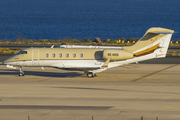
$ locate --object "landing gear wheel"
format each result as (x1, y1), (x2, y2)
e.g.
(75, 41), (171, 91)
(86, 72), (94, 78)
(94, 74), (97, 77)
(19, 72), (24, 76)
(19, 67), (25, 76)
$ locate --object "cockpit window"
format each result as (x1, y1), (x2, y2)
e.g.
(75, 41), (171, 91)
(21, 51), (27, 54)
(15, 50), (22, 55)
(15, 50), (27, 55)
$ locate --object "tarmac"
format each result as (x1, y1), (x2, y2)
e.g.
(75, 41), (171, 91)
(0, 63), (180, 120)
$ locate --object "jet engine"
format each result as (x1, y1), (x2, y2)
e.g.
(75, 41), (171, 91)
(103, 49), (134, 61)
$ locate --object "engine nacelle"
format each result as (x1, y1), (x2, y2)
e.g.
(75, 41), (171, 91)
(103, 49), (134, 61)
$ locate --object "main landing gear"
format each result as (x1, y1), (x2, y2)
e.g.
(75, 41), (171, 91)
(19, 67), (25, 76)
(86, 72), (97, 78)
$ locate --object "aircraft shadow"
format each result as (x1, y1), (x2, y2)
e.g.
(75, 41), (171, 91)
(54, 86), (180, 95)
(0, 69), (83, 77)
(0, 105), (112, 110)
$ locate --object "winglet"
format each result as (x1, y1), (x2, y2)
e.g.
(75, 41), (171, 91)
(102, 59), (110, 67)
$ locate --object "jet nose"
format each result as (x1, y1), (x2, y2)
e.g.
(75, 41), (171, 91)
(2, 57), (11, 65)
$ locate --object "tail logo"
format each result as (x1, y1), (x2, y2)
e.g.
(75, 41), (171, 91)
(134, 43), (160, 57)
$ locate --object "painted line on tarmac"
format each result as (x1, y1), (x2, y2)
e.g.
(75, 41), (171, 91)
(131, 64), (177, 82)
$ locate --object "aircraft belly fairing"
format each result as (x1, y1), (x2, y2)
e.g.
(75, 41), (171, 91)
(49, 60), (104, 69)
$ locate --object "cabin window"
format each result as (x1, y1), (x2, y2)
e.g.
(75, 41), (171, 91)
(21, 51), (27, 54)
(80, 53), (83, 58)
(46, 53), (49, 58)
(66, 54), (69, 58)
(52, 54), (55, 58)
(59, 54), (62, 58)
(73, 54), (76, 58)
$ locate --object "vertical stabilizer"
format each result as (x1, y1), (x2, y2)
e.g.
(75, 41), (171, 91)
(123, 27), (174, 58)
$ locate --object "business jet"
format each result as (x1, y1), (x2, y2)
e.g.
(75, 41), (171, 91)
(3, 27), (174, 77)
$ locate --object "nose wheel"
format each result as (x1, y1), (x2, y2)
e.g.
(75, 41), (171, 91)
(19, 67), (24, 76)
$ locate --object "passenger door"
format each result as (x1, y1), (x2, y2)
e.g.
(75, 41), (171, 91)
(32, 50), (39, 66)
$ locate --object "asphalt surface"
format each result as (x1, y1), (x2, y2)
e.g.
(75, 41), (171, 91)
(0, 54), (14, 62)
(140, 56), (180, 64)
(0, 64), (180, 120)
(0, 44), (56, 48)
(0, 105), (112, 110)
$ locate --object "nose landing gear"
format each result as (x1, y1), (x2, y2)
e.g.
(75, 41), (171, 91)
(19, 67), (24, 76)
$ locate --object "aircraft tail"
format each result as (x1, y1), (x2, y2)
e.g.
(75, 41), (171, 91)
(123, 27), (174, 58)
